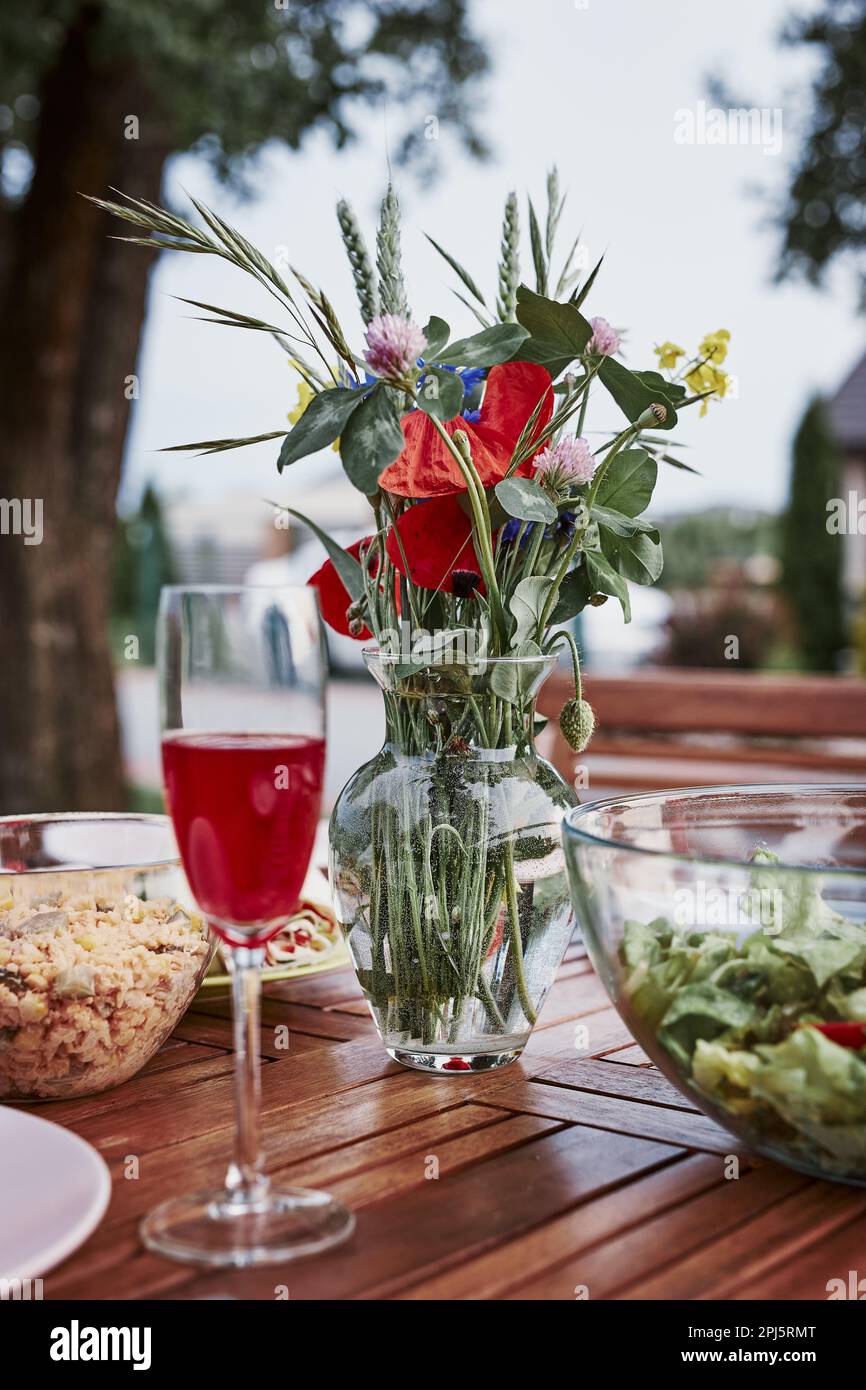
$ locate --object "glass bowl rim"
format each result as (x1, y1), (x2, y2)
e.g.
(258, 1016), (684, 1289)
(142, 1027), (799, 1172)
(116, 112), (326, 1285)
(0, 812), (180, 873)
(563, 782), (866, 879)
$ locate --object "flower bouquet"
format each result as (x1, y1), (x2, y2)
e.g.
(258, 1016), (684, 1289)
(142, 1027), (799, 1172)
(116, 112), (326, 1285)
(94, 171), (730, 1070)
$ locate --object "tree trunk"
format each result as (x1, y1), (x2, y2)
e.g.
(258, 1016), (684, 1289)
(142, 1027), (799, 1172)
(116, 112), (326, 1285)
(0, 6), (168, 812)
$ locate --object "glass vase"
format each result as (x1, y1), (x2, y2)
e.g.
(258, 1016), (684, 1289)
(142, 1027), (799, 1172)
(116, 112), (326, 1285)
(329, 650), (577, 1072)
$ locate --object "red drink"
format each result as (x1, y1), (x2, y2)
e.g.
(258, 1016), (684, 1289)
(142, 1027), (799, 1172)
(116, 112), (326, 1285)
(162, 732), (325, 944)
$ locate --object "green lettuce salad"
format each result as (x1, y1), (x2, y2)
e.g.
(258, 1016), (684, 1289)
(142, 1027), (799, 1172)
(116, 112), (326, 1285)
(620, 850), (866, 1177)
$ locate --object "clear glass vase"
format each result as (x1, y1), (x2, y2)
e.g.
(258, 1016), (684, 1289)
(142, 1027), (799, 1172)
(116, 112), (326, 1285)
(329, 651), (577, 1072)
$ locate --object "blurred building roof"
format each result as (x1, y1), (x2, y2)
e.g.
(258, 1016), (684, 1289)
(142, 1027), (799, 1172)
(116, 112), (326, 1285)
(829, 349), (866, 451)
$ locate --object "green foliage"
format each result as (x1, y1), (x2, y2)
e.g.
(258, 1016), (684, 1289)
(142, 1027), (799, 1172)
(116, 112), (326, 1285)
(277, 386), (368, 470)
(494, 476), (557, 524)
(584, 549), (631, 622)
(422, 316), (451, 357)
(496, 193), (520, 322)
(376, 185), (410, 319)
(435, 322), (528, 367)
(425, 235), (488, 311)
(0, 1), (490, 199)
(99, 167), (728, 689)
(417, 365), (464, 421)
(780, 397), (847, 671)
(597, 356), (679, 432)
(594, 448), (657, 516)
(112, 484), (176, 665)
(776, 1), (866, 296)
(657, 508), (780, 591)
(272, 506), (365, 601)
(336, 200), (379, 326)
(601, 529), (664, 586)
(339, 386), (404, 493)
(514, 286), (592, 376)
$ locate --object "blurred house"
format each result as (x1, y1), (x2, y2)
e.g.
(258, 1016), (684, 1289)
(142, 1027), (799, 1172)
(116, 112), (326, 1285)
(829, 351), (866, 601)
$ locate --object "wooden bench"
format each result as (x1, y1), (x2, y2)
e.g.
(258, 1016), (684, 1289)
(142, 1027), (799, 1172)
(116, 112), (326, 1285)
(537, 667), (866, 798)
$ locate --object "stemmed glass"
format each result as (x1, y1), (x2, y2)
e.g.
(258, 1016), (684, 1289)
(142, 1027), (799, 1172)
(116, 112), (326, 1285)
(140, 585), (354, 1267)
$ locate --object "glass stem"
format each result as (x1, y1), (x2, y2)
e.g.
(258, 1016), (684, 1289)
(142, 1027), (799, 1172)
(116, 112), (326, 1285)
(224, 943), (267, 1203)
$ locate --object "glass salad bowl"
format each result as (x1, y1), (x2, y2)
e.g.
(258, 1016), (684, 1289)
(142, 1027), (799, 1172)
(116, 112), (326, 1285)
(563, 786), (866, 1184)
(0, 814), (213, 1101)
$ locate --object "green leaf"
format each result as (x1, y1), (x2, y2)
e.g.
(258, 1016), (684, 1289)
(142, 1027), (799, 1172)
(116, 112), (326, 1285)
(598, 357), (678, 432)
(423, 315), (451, 358)
(632, 370), (687, 404)
(585, 550), (631, 621)
(595, 448), (658, 517)
(602, 529), (664, 586)
(509, 576), (554, 647)
(527, 197), (547, 295)
(592, 504), (658, 538)
(173, 296), (286, 334)
(272, 507), (364, 601)
(162, 429), (287, 456)
(277, 386), (367, 471)
(339, 386), (405, 494)
(490, 640), (545, 704)
(572, 253), (604, 309)
(450, 288), (493, 329)
(389, 629), (479, 679)
(658, 452), (700, 475)
(549, 563), (592, 623)
(515, 286), (593, 377)
(424, 234), (487, 307)
(418, 365), (465, 422)
(436, 322), (529, 368)
(494, 476), (557, 524)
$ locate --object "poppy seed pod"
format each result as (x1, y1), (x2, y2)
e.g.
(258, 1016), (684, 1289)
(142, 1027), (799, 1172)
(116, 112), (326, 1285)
(559, 698), (595, 754)
(637, 401), (668, 428)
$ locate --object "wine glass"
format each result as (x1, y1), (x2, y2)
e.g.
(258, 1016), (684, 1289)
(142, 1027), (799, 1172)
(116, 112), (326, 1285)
(140, 585), (355, 1267)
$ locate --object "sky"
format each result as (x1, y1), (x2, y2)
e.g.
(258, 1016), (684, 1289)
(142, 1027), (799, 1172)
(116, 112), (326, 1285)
(122, 0), (865, 524)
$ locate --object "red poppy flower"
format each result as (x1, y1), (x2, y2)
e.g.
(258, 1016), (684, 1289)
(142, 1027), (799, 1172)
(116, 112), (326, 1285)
(385, 496), (484, 595)
(378, 361), (554, 498)
(308, 537), (374, 638)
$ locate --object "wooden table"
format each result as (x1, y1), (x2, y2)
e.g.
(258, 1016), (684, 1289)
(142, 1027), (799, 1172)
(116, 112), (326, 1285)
(38, 933), (866, 1302)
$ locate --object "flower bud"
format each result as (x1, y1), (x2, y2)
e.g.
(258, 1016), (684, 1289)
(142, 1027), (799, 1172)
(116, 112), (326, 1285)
(636, 402), (667, 428)
(451, 430), (473, 465)
(559, 698), (595, 754)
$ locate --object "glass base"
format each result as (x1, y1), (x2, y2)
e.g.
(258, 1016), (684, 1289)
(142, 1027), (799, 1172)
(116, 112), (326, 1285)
(140, 1183), (355, 1268)
(386, 1045), (523, 1074)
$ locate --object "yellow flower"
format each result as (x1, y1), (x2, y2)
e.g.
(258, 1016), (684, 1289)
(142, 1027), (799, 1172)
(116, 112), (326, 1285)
(698, 329), (730, 366)
(288, 379), (315, 425)
(655, 340), (685, 370)
(685, 360), (729, 416)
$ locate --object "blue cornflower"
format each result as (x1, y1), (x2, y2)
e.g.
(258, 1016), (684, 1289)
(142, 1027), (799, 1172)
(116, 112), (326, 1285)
(501, 518), (536, 546)
(500, 509), (576, 547)
(415, 361), (487, 416)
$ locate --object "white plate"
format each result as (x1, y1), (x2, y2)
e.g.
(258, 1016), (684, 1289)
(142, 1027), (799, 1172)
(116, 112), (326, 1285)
(0, 1106), (111, 1280)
